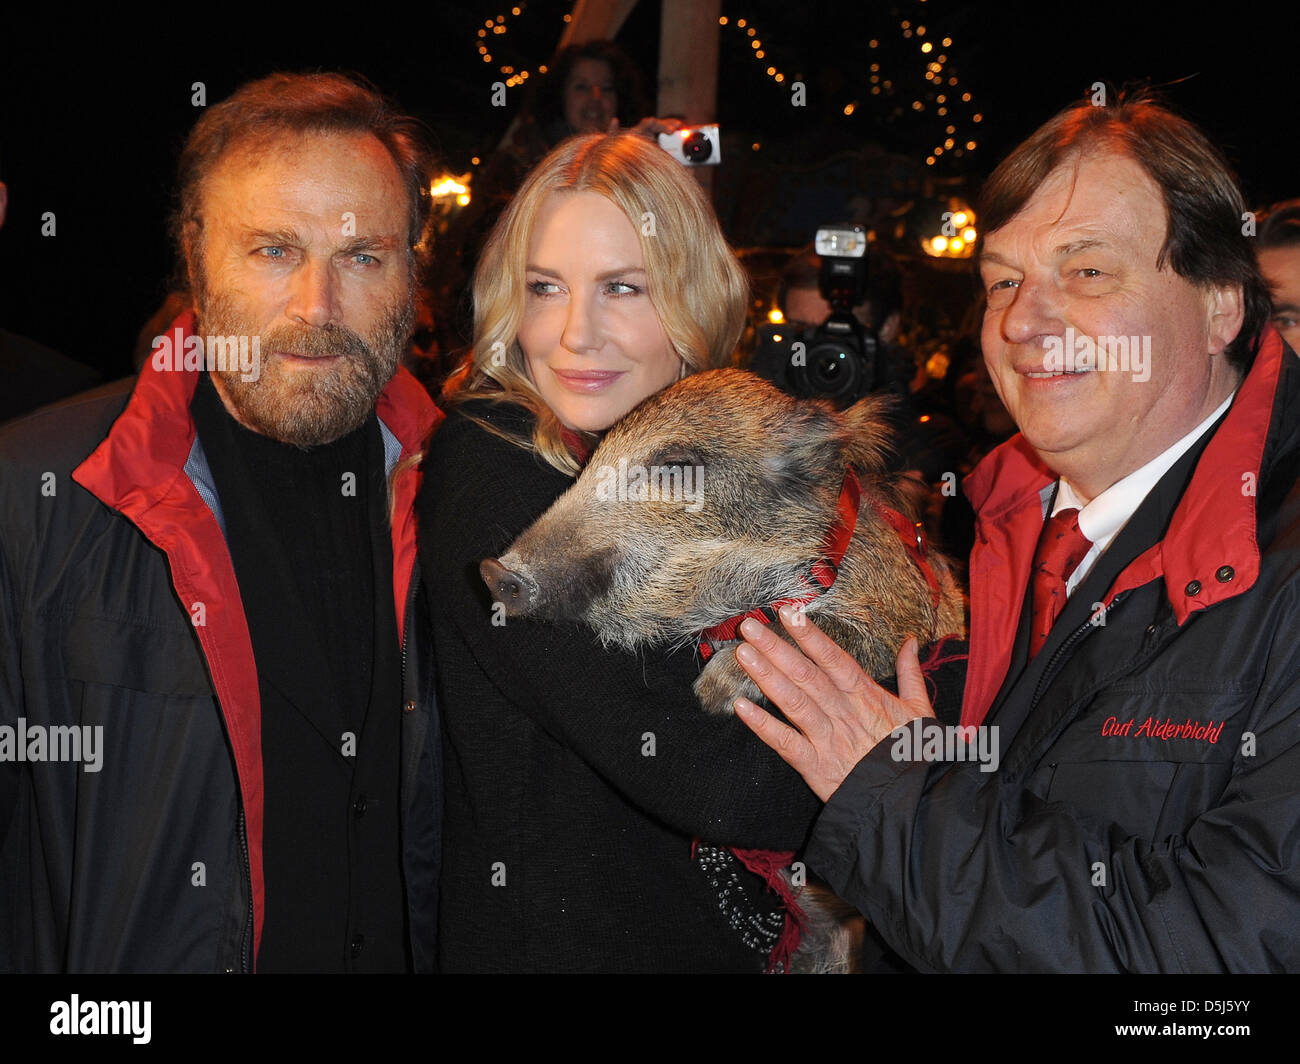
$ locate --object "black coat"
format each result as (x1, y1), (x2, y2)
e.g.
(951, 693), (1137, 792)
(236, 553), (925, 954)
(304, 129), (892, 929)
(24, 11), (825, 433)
(418, 401), (822, 972)
(808, 330), (1300, 972)
(0, 338), (442, 972)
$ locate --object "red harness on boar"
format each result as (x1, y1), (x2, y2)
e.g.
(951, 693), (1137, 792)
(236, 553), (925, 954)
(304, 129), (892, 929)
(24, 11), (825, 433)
(562, 428), (955, 972)
(690, 465), (955, 973)
(696, 466), (942, 661)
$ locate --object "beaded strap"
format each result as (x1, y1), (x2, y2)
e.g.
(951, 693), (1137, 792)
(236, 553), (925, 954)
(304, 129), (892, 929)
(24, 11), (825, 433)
(693, 844), (787, 969)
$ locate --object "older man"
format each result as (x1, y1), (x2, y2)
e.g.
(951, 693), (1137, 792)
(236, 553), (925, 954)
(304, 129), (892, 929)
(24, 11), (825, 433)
(734, 92), (1298, 972)
(0, 74), (442, 972)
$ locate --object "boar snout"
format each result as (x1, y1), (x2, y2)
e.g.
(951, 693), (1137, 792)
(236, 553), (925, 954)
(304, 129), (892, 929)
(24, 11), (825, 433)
(481, 556), (538, 616)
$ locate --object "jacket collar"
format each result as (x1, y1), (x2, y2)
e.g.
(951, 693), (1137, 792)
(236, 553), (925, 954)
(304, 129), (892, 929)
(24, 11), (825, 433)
(967, 327), (1290, 618)
(77, 310), (438, 509)
(76, 309), (440, 641)
(961, 326), (1294, 726)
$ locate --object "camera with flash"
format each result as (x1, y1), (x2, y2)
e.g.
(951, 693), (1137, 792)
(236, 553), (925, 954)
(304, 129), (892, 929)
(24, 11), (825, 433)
(657, 124), (722, 166)
(751, 225), (890, 405)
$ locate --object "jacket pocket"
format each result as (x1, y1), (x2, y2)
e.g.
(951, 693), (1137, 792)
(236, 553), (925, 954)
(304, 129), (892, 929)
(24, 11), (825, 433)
(30, 613), (235, 971)
(61, 612), (213, 696)
(1046, 759), (1178, 841)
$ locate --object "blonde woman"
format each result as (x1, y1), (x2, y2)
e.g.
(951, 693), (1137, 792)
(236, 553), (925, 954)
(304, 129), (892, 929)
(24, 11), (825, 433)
(418, 133), (821, 972)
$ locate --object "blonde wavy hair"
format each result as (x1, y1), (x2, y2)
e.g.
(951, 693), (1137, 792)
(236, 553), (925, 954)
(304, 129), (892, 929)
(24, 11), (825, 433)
(443, 132), (750, 474)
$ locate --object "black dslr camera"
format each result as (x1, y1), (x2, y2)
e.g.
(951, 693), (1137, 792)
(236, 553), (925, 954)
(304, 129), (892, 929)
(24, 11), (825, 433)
(750, 225), (890, 406)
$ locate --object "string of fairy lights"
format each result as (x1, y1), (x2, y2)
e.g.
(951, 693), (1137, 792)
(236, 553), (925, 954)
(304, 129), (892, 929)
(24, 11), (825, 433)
(717, 6), (982, 170)
(715, 5), (982, 257)
(717, 15), (786, 84)
(467, 4), (983, 172)
(898, 18), (983, 168)
(474, 2), (566, 90)
(453, 3), (984, 255)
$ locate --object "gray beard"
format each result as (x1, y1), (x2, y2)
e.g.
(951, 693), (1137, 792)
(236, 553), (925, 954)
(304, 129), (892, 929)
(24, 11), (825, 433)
(196, 287), (413, 448)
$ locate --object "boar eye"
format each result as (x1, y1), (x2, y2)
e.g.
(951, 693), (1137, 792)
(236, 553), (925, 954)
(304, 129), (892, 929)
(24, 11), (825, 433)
(651, 447), (702, 468)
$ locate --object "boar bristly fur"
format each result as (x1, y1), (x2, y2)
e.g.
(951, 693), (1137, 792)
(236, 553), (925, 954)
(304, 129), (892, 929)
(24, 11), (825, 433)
(482, 368), (968, 973)
(487, 369), (966, 717)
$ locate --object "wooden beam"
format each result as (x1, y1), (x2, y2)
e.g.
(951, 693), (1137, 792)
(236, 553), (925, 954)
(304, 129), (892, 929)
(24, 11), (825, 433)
(657, 0), (721, 193)
(558, 0), (639, 47)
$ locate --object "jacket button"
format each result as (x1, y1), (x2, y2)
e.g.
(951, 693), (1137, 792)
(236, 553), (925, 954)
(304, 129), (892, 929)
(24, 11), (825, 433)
(351, 934), (365, 956)
(353, 795), (368, 818)
(403, 699), (416, 713)
(1185, 580), (1202, 596)
(1215, 565), (1234, 583)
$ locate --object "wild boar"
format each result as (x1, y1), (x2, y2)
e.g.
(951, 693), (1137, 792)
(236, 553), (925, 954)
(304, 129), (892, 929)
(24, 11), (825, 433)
(481, 368), (967, 717)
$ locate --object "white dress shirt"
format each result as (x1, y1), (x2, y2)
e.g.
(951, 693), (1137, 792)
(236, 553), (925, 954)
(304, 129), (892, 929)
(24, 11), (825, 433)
(1052, 391), (1236, 597)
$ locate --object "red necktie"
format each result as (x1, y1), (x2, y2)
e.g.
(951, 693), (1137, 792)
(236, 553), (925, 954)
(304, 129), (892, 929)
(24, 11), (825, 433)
(1028, 507), (1092, 659)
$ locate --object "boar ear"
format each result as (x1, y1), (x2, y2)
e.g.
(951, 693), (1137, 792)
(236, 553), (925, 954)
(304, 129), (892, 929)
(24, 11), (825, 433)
(761, 401), (844, 491)
(839, 393), (899, 471)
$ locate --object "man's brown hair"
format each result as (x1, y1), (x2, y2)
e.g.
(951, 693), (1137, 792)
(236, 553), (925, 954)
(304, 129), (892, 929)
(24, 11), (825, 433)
(171, 71), (434, 285)
(1258, 199), (1300, 251)
(977, 88), (1270, 372)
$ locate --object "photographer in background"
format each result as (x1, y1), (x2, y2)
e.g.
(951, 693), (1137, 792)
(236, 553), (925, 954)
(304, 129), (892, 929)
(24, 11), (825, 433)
(756, 237), (967, 552)
(777, 243), (905, 358)
(752, 235), (915, 407)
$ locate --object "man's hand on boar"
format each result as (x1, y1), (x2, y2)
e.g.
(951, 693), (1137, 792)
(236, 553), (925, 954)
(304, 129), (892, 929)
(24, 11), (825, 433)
(733, 605), (935, 802)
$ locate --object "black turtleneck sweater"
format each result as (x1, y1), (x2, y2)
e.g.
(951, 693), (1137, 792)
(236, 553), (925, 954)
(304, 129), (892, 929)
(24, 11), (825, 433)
(191, 373), (406, 972)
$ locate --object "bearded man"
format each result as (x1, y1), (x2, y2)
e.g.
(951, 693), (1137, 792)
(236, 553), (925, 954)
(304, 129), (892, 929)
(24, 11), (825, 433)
(0, 73), (442, 973)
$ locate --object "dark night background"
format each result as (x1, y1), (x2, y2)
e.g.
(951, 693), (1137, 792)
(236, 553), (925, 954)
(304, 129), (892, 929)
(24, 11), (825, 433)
(0, 1), (1291, 380)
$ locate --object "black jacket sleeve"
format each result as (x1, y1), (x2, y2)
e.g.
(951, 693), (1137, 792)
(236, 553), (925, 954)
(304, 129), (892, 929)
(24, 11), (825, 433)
(418, 404), (822, 851)
(806, 623), (1300, 972)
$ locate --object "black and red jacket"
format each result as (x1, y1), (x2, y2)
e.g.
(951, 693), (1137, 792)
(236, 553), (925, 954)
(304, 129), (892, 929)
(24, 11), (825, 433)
(808, 327), (1300, 971)
(0, 313), (443, 971)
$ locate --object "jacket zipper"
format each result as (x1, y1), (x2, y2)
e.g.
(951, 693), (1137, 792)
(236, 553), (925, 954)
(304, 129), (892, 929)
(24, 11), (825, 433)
(401, 572), (414, 695)
(398, 563), (421, 968)
(236, 805), (252, 972)
(1032, 591), (1129, 707)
